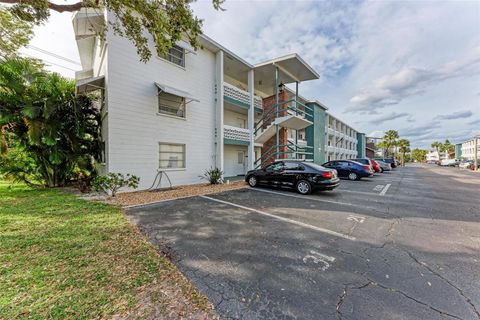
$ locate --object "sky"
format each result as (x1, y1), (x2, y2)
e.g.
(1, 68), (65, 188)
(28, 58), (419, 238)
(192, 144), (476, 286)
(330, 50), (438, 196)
(21, 0), (480, 149)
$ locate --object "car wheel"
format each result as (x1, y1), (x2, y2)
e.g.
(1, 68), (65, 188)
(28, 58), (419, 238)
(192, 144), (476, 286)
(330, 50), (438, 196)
(295, 180), (312, 195)
(348, 172), (358, 181)
(247, 175), (258, 187)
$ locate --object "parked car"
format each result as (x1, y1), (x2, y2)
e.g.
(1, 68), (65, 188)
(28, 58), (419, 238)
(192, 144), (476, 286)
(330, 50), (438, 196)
(322, 160), (373, 181)
(440, 159), (458, 167)
(245, 161), (340, 194)
(375, 158), (397, 168)
(459, 160), (474, 170)
(369, 159), (382, 173)
(353, 158), (375, 172)
(375, 159), (392, 172)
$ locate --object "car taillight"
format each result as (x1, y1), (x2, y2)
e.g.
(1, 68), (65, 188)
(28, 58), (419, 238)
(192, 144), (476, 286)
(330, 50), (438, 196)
(363, 165), (370, 171)
(322, 172), (333, 179)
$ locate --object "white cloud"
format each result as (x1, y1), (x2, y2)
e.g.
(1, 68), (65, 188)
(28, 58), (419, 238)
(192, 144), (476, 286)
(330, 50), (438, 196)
(347, 47), (480, 113)
(434, 110), (473, 120)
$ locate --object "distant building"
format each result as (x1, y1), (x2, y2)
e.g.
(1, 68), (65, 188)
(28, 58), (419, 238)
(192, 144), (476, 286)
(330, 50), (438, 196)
(460, 137), (480, 161)
(426, 150), (448, 162)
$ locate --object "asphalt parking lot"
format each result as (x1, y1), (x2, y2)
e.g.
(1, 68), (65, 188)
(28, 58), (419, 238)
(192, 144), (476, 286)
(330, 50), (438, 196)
(126, 164), (480, 320)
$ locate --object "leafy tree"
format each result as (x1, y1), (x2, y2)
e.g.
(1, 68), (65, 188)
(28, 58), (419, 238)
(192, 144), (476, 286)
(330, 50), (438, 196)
(0, 58), (101, 187)
(1, 0), (224, 62)
(382, 130), (399, 157)
(0, 8), (33, 58)
(397, 139), (410, 166)
(411, 148), (427, 163)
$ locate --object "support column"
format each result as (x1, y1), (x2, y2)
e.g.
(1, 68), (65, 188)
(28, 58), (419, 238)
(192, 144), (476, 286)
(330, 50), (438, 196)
(474, 136), (478, 170)
(275, 66), (279, 158)
(247, 69), (255, 171)
(215, 50), (224, 173)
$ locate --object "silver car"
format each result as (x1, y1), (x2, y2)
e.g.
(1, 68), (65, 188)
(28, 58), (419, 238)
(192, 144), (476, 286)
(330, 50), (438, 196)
(375, 160), (392, 171)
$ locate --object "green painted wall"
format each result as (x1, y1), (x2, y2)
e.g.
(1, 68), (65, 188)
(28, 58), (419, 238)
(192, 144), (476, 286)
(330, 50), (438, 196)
(455, 143), (462, 159)
(306, 102), (327, 164)
(357, 133), (366, 158)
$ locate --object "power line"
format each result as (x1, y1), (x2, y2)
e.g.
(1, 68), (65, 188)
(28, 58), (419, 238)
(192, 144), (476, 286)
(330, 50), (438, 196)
(26, 45), (81, 66)
(22, 53), (79, 72)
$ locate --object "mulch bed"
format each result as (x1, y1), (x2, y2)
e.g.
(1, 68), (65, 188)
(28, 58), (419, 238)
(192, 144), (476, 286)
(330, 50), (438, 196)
(107, 181), (247, 207)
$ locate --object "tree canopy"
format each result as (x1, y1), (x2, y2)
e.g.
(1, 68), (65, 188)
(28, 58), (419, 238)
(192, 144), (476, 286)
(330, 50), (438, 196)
(0, 8), (33, 58)
(1, 0), (224, 62)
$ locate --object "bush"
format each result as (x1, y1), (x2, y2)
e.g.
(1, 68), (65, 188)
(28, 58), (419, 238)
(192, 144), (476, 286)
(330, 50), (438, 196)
(91, 173), (139, 197)
(200, 167), (223, 185)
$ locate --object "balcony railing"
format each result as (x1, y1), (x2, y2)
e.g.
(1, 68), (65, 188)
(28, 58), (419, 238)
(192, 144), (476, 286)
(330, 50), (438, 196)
(224, 125), (250, 142)
(224, 82), (262, 109)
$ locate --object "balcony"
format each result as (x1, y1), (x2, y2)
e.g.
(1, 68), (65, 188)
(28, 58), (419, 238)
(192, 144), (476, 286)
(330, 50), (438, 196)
(224, 125), (250, 145)
(223, 82), (262, 110)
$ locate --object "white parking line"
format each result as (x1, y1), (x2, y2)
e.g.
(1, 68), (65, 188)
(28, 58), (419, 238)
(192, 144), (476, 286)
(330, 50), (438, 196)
(379, 184), (391, 196)
(250, 188), (359, 206)
(249, 188), (387, 213)
(200, 195), (356, 241)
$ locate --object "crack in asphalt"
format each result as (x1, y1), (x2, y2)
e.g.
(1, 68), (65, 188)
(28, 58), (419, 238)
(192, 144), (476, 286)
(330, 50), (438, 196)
(403, 249), (480, 319)
(367, 279), (465, 320)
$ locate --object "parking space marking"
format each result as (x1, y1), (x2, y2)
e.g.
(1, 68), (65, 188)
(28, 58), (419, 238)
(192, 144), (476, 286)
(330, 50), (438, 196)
(373, 185), (385, 192)
(379, 183), (391, 196)
(347, 215), (366, 223)
(250, 188), (386, 212)
(302, 250), (336, 271)
(200, 195), (356, 241)
(250, 188), (359, 206)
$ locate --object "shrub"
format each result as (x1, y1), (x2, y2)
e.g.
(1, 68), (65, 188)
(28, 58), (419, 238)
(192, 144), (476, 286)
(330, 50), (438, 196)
(200, 167), (223, 185)
(91, 173), (139, 197)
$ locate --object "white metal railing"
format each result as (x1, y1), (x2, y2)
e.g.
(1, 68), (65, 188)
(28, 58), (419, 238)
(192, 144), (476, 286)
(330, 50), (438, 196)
(224, 125), (250, 142)
(223, 82), (262, 109)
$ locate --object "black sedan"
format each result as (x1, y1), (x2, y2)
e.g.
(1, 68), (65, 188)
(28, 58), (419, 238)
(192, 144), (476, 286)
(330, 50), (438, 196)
(245, 161), (340, 194)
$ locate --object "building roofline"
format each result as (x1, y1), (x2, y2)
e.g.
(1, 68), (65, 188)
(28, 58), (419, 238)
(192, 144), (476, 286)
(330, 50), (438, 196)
(254, 53), (320, 79)
(198, 34), (254, 69)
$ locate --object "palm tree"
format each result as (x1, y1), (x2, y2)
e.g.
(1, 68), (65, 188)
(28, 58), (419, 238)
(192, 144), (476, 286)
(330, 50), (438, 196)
(382, 130), (399, 157)
(431, 141), (442, 152)
(441, 139), (454, 159)
(0, 58), (101, 186)
(397, 139), (410, 166)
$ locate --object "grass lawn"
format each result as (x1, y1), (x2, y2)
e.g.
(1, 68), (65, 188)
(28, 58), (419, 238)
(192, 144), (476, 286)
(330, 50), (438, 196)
(0, 181), (214, 319)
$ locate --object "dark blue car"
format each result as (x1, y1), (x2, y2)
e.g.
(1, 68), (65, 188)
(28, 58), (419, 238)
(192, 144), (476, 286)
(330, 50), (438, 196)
(322, 160), (373, 181)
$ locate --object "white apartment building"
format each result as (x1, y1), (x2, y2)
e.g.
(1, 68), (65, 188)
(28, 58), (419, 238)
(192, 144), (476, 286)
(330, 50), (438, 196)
(73, 9), (321, 190)
(325, 113), (359, 161)
(426, 150), (448, 162)
(460, 137), (480, 161)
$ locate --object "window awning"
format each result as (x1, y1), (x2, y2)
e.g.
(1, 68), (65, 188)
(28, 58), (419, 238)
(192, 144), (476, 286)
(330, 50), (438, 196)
(155, 82), (199, 103)
(175, 40), (197, 55)
(76, 75), (105, 94)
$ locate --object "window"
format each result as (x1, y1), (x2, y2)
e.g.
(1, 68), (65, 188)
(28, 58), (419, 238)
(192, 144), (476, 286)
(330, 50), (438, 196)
(159, 143), (185, 169)
(158, 91), (186, 118)
(284, 162), (304, 171)
(266, 162), (284, 172)
(237, 152), (244, 164)
(162, 45), (185, 67)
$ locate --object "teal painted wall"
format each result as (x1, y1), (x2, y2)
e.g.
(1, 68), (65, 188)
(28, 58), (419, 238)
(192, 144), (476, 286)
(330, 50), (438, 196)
(357, 133), (366, 158)
(306, 102), (327, 164)
(455, 143), (462, 159)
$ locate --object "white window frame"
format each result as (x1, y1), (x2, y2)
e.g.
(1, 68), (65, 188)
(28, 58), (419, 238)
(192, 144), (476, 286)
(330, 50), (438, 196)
(157, 90), (186, 119)
(161, 45), (185, 67)
(158, 143), (186, 170)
